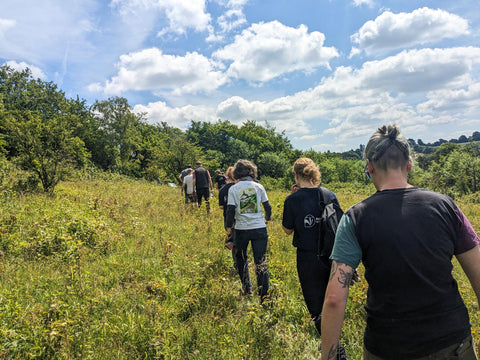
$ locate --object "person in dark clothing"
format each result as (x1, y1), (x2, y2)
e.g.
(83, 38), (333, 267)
(215, 170), (227, 190)
(219, 166), (237, 269)
(321, 124), (480, 360)
(193, 161), (213, 214)
(225, 160), (272, 304)
(282, 157), (348, 359)
(179, 164), (193, 201)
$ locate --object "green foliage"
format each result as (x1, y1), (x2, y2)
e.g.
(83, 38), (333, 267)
(0, 66), (88, 192)
(3, 64), (480, 197)
(0, 178), (477, 359)
(257, 152), (290, 178)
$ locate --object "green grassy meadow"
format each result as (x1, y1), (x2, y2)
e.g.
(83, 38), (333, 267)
(0, 179), (479, 359)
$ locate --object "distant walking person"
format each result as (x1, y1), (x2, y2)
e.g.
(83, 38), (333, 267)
(215, 170), (227, 190)
(282, 157), (348, 359)
(321, 124), (480, 360)
(193, 161), (213, 214)
(225, 160), (272, 304)
(219, 166), (237, 269)
(178, 164), (192, 200)
(182, 169), (196, 205)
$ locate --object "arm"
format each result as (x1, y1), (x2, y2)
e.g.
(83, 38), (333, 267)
(262, 201), (272, 222)
(457, 245), (480, 307)
(320, 261), (354, 360)
(456, 245), (480, 355)
(225, 205), (236, 230)
(208, 171), (213, 190)
(282, 226), (293, 235)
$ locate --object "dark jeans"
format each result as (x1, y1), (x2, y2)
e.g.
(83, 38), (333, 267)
(234, 228), (269, 299)
(196, 187), (210, 213)
(296, 250), (331, 335)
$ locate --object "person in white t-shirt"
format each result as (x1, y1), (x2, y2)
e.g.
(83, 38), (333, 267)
(225, 159), (272, 304)
(182, 169), (196, 204)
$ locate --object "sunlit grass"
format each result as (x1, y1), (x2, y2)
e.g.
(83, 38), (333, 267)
(0, 179), (478, 359)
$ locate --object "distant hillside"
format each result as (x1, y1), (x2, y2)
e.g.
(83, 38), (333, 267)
(408, 131), (480, 154)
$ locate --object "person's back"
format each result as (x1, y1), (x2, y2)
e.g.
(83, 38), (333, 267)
(183, 173), (194, 195)
(228, 179), (268, 230)
(320, 124), (480, 360)
(347, 187), (472, 358)
(195, 166), (209, 190)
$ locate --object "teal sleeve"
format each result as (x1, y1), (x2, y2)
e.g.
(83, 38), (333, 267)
(330, 214), (362, 269)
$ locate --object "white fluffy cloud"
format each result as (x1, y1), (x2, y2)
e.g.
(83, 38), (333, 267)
(94, 48), (228, 95)
(111, 0), (212, 36)
(356, 47), (480, 93)
(133, 101), (216, 129)
(213, 21), (339, 82)
(144, 46), (480, 149)
(417, 83), (480, 114)
(352, 0), (374, 7)
(351, 7), (469, 54)
(3, 60), (45, 79)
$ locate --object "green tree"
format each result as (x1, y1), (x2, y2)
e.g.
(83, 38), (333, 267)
(256, 152), (289, 178)
(0, 66), (87, 192)
(90, 97), (142, 174)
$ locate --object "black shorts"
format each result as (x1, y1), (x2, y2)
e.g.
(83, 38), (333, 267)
(196, 188), (210, 204)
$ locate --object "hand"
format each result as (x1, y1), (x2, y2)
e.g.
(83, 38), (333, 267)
(226, 228), (232, 235)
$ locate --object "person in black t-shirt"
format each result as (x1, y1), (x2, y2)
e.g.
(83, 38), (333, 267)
(193, 161), (213, 214)
(215, 170), (227, 190)
(321, 125), (480, 360)
(219, 166), (237, 270)
(282, 157), (348, 359)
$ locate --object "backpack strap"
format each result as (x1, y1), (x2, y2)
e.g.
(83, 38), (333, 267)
(317, 187), (331, 258)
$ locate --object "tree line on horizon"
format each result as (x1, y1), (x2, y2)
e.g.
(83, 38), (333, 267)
(1, 64), (480, 198)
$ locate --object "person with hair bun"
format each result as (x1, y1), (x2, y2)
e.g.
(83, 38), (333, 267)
(321, 124), (480, 360)
(225, 160), (272, 304)
(282, 157), (348, 359)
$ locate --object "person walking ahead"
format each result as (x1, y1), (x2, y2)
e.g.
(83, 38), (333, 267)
(321, 124), (480, 360)
(282, 157), (348, 359)
(193, 161), (213, 214)
(225, 159), (272, 304)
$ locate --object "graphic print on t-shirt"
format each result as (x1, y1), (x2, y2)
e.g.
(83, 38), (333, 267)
(239, 188), (258, 213)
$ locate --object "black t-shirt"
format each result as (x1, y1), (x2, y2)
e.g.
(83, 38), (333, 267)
(345, 187), (472, 358)
(219, 182), (235, 221)
(194, 167), (210, 189)
(215, 174), (226, 188)
(180, 168), (192, 181)
(282, 187), (340, 251)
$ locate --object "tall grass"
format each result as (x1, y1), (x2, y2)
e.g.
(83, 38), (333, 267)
(0, 179), (478, 359)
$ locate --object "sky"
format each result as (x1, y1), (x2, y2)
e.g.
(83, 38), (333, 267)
(1, 0), (480, 152)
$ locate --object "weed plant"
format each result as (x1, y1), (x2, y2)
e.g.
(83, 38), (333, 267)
(0, 179), (479, 359)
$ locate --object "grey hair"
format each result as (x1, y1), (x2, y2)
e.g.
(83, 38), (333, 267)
(364, 124), (410, 170)
(233, 159), (258, 179)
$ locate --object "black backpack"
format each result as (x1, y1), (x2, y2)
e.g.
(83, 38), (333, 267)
(317, 187), (343, 259)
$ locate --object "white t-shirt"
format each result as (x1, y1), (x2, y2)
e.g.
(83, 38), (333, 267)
(227, 180), (268, 230)
(183, 174), (194, 194)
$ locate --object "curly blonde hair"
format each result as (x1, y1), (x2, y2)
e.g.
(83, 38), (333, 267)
(292, 158), (321, 185)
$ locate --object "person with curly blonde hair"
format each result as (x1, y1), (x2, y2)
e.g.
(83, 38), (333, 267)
(282, 157), (348, 359)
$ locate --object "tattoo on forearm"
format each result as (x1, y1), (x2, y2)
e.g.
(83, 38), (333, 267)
(328, 262), (338, 281)
(327, 344), (337, 360)
(329, 262), (354, 288)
